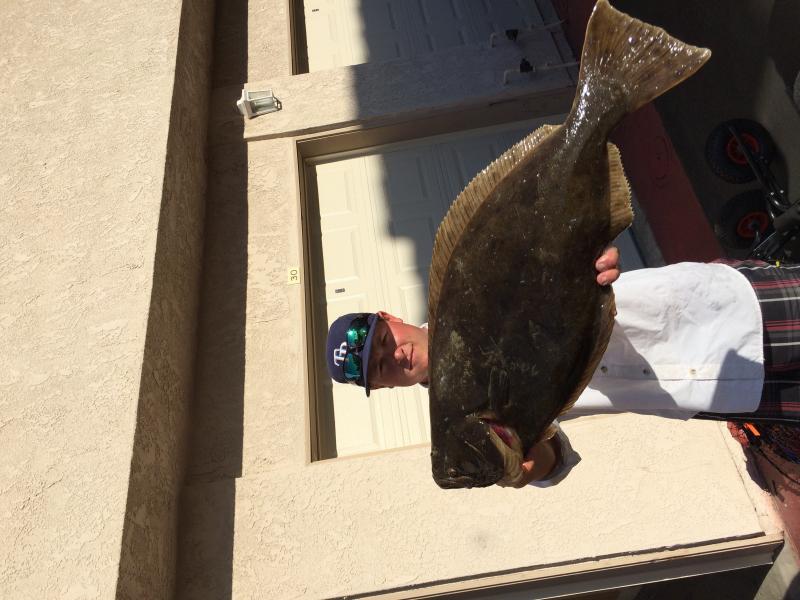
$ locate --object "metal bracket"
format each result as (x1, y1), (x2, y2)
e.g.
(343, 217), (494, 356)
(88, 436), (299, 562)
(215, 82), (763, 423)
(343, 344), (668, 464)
(489, 21), (565, 48)
(237, 89), (282, 119)
(503, 60), (579, 84)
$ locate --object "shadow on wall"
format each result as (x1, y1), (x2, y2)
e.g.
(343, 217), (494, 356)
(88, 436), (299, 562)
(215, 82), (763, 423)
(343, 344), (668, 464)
(173, 0), (249, 598)
(114, 0), (215, 598)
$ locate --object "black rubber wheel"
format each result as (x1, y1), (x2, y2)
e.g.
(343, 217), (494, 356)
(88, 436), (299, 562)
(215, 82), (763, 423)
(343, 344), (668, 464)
(705, 119), (775, 184)
(715, 190), (773, 249)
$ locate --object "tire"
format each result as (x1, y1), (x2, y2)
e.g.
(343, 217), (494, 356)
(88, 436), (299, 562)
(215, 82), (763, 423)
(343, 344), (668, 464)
(714, 191), (772, 249)
(705, 119), (775, 183)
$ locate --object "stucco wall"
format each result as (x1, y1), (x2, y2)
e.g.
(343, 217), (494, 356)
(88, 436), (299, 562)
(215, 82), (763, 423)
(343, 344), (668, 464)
(115, 1), (214, 598)
(2, 0), (781, 596)
(1, 0), (212, 597)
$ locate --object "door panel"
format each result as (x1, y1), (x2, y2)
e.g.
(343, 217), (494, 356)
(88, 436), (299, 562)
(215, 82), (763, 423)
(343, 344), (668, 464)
(304, 0), (415, 71)
(304, 0), (556, 70)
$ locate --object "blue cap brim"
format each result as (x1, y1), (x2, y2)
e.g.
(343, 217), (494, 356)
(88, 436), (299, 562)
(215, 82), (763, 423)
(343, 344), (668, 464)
(360, 313), (380, 397)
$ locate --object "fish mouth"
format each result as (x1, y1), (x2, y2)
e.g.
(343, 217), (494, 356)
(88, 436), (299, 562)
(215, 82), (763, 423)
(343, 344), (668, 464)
(487, 421), (517, 450)
(432, 415), (524, 489)
(478, 413), (522, 451)
(479, 414), (528, 486)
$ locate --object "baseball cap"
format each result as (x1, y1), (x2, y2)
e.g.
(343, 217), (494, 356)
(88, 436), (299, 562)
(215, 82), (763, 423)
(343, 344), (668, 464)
(325, 312), (380, 396)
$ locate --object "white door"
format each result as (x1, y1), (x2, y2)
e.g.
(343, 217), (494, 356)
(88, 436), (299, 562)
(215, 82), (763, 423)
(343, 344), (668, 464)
(303, 0), (555, 71)
(312, 118), (645, 457)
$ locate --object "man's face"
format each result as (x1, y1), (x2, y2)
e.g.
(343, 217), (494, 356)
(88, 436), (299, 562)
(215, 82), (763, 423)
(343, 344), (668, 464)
(367, 311), (429, 389)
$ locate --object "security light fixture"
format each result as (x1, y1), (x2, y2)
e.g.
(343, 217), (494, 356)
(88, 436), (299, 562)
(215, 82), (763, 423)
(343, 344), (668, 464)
(237, 89), (281, 118)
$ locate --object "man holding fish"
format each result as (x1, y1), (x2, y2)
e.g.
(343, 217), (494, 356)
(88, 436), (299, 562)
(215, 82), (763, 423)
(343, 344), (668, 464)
(327, 0), (799, 488)
(326, 249), (800, 487)
(326, 247), (621, 486)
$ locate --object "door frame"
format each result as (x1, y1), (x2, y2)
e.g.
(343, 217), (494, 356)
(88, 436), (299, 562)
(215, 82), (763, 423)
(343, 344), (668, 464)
(296, 90), (575, 462)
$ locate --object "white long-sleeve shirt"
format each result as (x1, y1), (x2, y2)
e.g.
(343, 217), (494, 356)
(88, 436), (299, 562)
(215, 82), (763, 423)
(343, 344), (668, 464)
(571, 262), (764, 418)
(536, 262), (764, 486)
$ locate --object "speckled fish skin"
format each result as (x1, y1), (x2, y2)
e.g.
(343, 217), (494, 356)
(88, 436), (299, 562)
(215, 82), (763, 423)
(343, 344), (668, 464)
(428, 0), (711, 489)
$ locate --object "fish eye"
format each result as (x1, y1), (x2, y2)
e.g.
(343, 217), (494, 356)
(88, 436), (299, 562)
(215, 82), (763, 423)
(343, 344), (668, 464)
(447, 467), (458, 478)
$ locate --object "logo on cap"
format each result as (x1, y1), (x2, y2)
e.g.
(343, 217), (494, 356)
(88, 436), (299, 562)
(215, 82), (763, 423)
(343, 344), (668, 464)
(333, 341), (348, 367)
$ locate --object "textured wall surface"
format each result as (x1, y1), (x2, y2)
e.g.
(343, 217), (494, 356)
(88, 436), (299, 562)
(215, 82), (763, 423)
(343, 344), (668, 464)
(228, 417), (767, 599)
(115, 1), (214, 599)
(242, 41), (573, 140)
(0, 0), (211, 597)
(176, 1), (296, 594)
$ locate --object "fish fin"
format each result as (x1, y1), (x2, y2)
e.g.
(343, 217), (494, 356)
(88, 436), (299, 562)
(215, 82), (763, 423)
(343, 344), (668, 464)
(530, 422), (560, 449)
(607, 142), (633, 238)
(573, 0), (710, 132)
(558, 293), (617, 417)
(540, 423), (559, 442)
(428, 123), (560, 330)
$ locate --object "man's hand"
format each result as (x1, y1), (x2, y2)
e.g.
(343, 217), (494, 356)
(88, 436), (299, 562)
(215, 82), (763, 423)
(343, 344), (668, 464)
(595, 246), (620, 286)
(517, 437), (560, 486)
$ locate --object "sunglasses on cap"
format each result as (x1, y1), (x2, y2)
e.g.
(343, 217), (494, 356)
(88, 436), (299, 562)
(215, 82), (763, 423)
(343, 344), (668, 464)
(342, 315), (371, 383)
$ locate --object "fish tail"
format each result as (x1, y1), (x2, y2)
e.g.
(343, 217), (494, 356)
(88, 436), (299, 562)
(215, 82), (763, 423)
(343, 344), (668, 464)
(569, 0), (711, 135)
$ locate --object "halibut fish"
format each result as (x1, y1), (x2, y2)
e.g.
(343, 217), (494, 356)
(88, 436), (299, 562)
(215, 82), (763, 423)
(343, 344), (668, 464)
(428, 0), (710, 488)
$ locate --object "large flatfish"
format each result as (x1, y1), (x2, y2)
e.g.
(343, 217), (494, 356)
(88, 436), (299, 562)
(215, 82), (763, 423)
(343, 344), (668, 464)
(428, 0), (710, 488)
